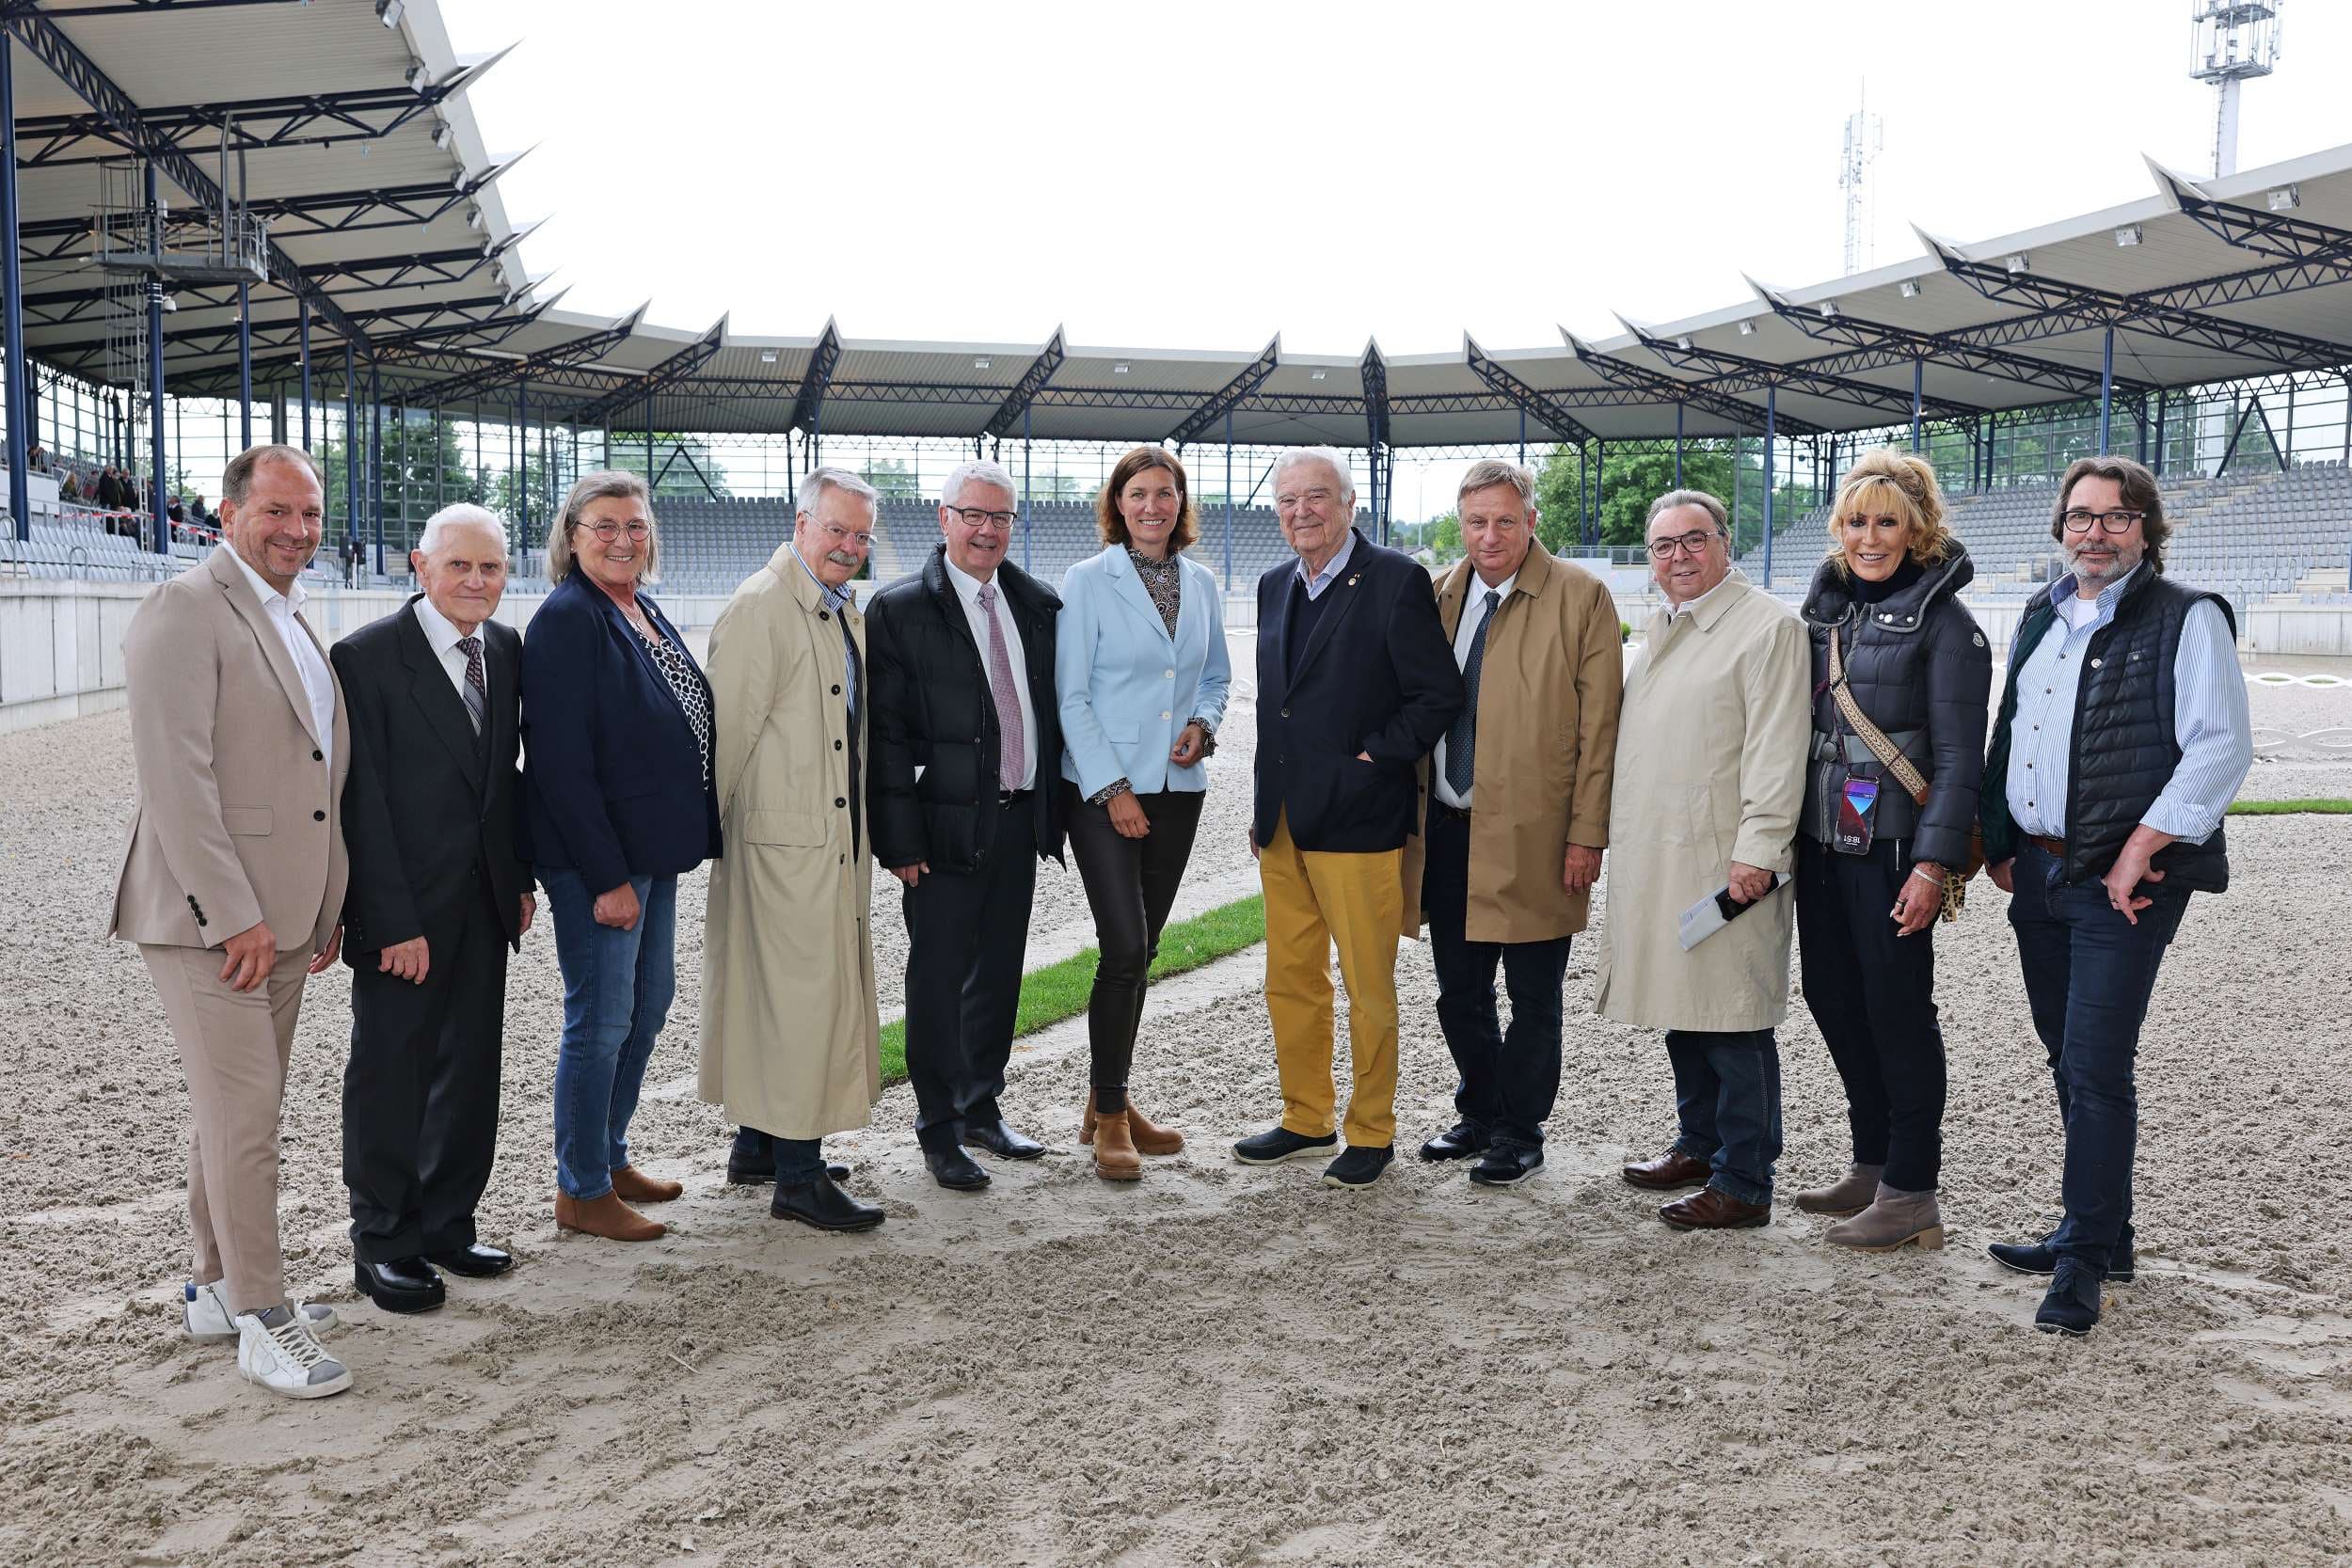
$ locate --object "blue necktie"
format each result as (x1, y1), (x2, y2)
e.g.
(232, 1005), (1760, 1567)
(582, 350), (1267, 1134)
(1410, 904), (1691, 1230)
(1443, 590), (1500, 798)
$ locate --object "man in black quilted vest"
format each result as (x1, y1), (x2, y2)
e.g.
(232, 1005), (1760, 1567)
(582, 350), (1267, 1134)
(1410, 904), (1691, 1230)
(1979, 454), (2251, 1338)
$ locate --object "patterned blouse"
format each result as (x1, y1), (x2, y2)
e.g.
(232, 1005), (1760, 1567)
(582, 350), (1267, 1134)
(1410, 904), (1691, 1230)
(1088, 547), (1215, 806)
(638, 624), (712, 785)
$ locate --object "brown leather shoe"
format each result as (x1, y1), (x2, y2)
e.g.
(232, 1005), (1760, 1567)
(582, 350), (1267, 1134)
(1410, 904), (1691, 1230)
(1622, 1148), (1714, 1191)
(1659, 1186), (1771, 1231)
(1081, 1095), (1185, 1157)
(1090, 1092), (1142, 1181)
(555, 1189), (665, 1242)
(611, 1165), (683, 1204)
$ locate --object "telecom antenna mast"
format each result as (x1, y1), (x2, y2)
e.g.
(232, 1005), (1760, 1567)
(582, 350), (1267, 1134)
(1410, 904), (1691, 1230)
(2189, 2), (2282, 179)
(1839, 85), (1883, 276)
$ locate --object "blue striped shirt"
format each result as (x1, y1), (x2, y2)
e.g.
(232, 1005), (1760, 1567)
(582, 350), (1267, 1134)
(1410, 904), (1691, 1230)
(793, 547), (859, 721)
(2005, 566), (2251, 844)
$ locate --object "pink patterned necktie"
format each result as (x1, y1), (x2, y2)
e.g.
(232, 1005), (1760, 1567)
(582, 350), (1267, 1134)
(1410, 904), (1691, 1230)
(978, 582), (1025, 791)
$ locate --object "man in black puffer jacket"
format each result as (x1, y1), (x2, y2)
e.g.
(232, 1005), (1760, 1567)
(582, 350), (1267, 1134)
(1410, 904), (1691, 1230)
(866, 459), (1066, 1191)
(1979, 454), (2251, 1338)
(1789, 450), (1991, 1260)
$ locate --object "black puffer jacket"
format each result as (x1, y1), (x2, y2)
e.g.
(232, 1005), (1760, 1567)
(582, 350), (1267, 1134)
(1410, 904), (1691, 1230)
(866, 546), (1066, 875)
(1799, 546), (1993, 870)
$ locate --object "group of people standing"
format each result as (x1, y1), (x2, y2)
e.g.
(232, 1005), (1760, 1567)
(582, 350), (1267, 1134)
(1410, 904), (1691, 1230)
(108, 433), (2251, 1402)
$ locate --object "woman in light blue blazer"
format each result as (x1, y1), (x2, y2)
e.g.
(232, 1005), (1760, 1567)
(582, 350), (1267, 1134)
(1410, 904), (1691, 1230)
(1057, 444), (1231, 1180)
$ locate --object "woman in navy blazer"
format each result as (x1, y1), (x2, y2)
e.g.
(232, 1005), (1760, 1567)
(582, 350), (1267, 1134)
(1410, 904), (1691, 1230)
(1056, 446), (1232, 1180)
(521, 471), (721, 1243)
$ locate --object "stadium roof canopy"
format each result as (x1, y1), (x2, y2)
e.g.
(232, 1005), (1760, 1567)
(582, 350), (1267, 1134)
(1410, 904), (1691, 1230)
(10, 1), (2352, 452)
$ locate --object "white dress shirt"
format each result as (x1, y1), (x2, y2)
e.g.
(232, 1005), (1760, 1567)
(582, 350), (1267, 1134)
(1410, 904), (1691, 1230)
(412, 594), (488, 720)
(226, 546), (336, 771)
(1663, 571), (1734, 621)
(943, 555), (1038, 790)
(1433, 570), (1517, 809)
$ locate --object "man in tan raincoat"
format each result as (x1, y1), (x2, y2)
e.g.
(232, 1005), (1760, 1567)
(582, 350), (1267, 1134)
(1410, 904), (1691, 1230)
(1597, 488), (1808, 1232)
(701, 467), (886, 1232)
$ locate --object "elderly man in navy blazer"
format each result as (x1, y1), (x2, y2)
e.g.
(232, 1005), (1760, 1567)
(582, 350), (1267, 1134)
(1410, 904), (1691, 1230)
(1236, 447), (1464, 1189)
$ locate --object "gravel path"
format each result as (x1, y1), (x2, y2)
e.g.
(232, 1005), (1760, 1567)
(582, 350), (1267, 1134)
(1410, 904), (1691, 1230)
(2, 659), (2348, 1567)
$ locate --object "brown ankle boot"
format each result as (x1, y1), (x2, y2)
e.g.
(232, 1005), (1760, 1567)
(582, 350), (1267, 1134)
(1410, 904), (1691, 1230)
(1090, 1092), (1142, 1181)
(611, 1165), (683, 1204)
(556, 1189), (665, 1242)
(1082, 1095), (1185, 1157)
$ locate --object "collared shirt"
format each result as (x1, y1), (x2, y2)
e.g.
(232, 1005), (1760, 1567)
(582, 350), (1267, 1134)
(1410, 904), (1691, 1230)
(1662, 570), (1734, 622)
(1433, 570), (1517, 810)
(1292, 528), (1358, 602)
(943, 555), (1037, 790)
(2006, 566), (2252, 843)
(411, 593), (487, 718)
(792, 547), (859, 721)
(226, 546), (336, 771)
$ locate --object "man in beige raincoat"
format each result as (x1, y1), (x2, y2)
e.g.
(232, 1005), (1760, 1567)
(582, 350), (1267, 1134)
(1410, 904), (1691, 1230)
(701, 467), (886, 1232)
(1597, 488), (1808, 1232)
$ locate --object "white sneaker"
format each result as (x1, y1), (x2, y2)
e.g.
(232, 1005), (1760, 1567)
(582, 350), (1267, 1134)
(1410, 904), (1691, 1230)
(183, 1281), (338, 1343)
(234, 1307), (354, 1399)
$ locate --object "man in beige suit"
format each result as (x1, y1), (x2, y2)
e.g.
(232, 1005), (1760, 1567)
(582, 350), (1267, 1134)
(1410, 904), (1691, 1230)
(701, 467), (885, 1232)
(1598, 488), (1808, 1232)
(111, 443), (356, 1399)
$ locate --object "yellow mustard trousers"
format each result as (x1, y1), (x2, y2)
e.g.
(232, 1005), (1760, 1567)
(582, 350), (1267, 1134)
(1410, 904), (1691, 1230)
(1258, 811), (1403, 1148)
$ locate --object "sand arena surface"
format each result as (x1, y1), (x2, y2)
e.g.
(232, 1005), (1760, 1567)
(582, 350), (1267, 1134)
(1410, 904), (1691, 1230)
(2, 657), (2350, 1566)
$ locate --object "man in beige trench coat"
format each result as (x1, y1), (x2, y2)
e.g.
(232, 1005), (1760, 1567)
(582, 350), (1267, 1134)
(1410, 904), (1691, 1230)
(1597, 489), (1809, 1231)
(701, 467), (886, 1232)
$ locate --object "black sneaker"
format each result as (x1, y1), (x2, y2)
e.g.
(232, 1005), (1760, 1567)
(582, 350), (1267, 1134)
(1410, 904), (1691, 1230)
(1468, 1143), (1545, 1187)
(1232, 1126), (1339, 1164)
(1321, 1144), (1394, 1189)
(1416, 1121), (1489, 1162)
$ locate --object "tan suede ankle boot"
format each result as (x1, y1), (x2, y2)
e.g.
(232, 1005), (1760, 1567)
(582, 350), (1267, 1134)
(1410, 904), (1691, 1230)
(1081, 1095), (1185, 1156)
(1793, 1163), (1883, 1217)
(1824, 1183), (1945, 1251)
(1091, 1092), (1142, 1181)
(556, 1189), (665, 1242)
(611, 1165), (682, 1204)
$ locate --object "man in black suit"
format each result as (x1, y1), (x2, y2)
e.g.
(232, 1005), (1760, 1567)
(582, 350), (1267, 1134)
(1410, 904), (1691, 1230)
(867, 459), (1065, 1192)
(332, 503), (532, 1313)
(1235, 447), (1464, 1189)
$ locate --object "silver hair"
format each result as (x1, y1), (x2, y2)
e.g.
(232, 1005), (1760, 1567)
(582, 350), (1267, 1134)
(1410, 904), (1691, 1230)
(940, 457), (1019, 509)
(796, 466), (882, 522)
(1270, 446), (1356, 504)
(1645, 488), (1731, 536)
(1457, 458), (1535, 509)
(416, 501), (509, 558)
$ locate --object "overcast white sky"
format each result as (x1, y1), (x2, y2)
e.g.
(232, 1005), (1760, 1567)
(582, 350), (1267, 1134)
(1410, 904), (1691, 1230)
(441, 0), (2352, 360)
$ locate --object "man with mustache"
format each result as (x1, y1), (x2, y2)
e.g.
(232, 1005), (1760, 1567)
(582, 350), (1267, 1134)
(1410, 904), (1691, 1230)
(703, 468), (888, 1229)
(1979, 454), (2251, 1337)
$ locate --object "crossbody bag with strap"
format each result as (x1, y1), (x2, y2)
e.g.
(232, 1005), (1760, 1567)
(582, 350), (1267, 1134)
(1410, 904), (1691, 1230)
(1827, 625), (1984, 921)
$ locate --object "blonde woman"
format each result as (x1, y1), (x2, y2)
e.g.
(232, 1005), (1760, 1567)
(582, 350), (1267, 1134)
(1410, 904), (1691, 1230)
(1790, 449), (1990, 1250)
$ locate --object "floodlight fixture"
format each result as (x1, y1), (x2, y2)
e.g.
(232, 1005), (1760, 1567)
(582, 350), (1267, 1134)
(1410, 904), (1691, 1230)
(1113, 361), (1130, 373)
(409, 64), (431, 94)
(1310, 369), (1327, 381)
(759, 350), (778, 364)
(973, 356), (991, 370)
(433, 120), (453, 151)
(465, 206), (485, 231)
(2003, 252), (2031, 274)
(2268, 183), (2300, 211)
(1737, 320), (1756, 336)
(1674, 335), (1692, 350)
(1818, 299), (1840, 319)
(2115, 225), (2142, 246)
(1899, 279), (1921, 298)
(377, 0), (405, 27)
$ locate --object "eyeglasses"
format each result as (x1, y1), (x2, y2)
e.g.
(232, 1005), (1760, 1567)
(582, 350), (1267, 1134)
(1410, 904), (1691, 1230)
(946, 505), (1018, 531)
(816, 521), (874, 549)
(2059, 508), (2144, 534)
(1275, 486), (1336, 511)
(580, 518), (650, 542)
(1647, 528), (1723, 561)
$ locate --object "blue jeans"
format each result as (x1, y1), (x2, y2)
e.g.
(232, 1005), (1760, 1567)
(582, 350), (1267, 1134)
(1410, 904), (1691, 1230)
(1665, 1029), (1783, 1206)
(2007, 840), (2190, 1272)
(542, 868), (678, 1200)
(730, 1127), (826, 1183)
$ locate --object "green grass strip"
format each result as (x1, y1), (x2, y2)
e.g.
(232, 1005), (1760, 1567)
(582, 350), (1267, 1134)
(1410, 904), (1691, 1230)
(2228, 798), (2352, 816)
(878, 893), (1266, 1086)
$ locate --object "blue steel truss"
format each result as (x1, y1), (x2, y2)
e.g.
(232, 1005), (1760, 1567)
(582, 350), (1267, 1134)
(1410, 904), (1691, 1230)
(416, 304), (644, 407)
(1747, 286), (2150, 404)
(983, 327), (1064, 440)
(1563, 329), (1830, 437)
(788, 318), (841, 436)
(1464, 336), (1597, 445)
(1360, 340), (1389, 451)
(1625, 320), (1985, 421)
(1168, 335), (1279, 447)
(574, 315), (725, 425)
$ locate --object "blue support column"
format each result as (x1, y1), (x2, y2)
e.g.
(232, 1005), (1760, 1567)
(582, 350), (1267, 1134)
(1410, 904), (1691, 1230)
(1222, 409), (1233, 594)
(516, 376), (531, 550)
(1021, 403), (1032, 576)
(2153, 388), (2168, 476)
(369, 357), (383, 573)
(145, 161), (167, 550)
(1911, 357), (1924, 451)
(644, 388), (654, 487)
(342, 343), (359, 562)
(0, 38), (28, 542)
(1761, 386), (1777, 589)
(2097, 324), (2115, 455)
(297, 304), (312, 449)
(236, 279), (253, 450)
(1368, 443), (1381, 546)
(1674, 402), (1684, 489)
(1518, 406), (1526, 468)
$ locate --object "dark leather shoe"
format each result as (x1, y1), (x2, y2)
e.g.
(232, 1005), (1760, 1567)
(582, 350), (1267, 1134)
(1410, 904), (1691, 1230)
(1232, 1125), (1339, 1164)
(1417, 1121), (1489, 1162)
(2035, 1259), (2105, 1337)
(771, 1175), (885, 1232)
(1988, 1226), (2137, 1284)
(1469, 1143), (1545, 1187)
(924, 1145), (992, 1191)
(962, 1120), (1046, 1160)
(1623, 1148), (1714, 1191)
(1659, 1186), (1771, 1230)
(424, 1243), (512, 1278)
(355, 1256), (446, 1314)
